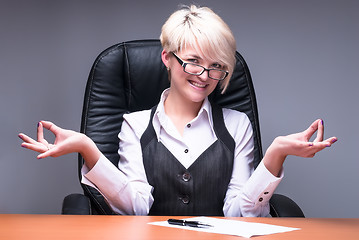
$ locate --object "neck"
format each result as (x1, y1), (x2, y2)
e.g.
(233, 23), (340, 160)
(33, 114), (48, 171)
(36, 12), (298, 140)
(164, 91), (203, 119)
(164, 91), (204, 135)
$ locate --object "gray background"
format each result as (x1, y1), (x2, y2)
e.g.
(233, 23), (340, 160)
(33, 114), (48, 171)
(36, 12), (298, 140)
(1, 0), (358, 217)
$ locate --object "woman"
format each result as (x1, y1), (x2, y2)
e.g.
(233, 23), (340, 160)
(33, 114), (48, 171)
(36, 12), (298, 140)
(19, 5), (337, 217)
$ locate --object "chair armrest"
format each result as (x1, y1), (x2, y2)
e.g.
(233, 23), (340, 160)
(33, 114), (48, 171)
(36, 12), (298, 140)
(62, 193), (91, 215)
(269, 193), (305, 217)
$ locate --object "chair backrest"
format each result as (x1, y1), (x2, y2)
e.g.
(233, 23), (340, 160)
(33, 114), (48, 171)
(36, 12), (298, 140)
(79, 39), (263, 214)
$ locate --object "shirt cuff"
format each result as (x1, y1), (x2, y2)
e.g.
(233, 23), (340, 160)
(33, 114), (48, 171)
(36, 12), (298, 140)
(81, 154), (128, 199)
(242, 161), (283, 205)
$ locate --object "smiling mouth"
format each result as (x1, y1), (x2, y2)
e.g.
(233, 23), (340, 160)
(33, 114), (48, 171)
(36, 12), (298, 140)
(189, 80), (207, 88)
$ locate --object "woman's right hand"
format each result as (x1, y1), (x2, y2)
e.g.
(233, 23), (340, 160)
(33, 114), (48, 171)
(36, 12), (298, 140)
(19, 121), (100, 169)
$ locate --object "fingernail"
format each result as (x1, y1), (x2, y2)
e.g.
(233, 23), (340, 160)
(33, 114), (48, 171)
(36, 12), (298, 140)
(332, 138), (337, 143)
(18, 134), (23, 140)
(309, 143), (313, 147)
(21, 144), (27, 148)
(321, 119), (324, 125)
(37, 122), (40, 127)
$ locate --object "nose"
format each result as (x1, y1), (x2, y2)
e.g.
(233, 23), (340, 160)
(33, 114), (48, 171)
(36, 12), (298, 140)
(197, 69), (210, 81)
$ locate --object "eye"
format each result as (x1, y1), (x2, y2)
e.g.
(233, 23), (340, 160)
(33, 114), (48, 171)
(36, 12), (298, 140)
(187, 58), (199, 64)
(211, 63), (223, 69)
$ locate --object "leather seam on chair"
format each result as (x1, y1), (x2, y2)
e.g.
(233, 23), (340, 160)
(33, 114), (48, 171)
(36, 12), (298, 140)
(85, 46), (120, 120)
(80, 43), (127, 214)
(83, 184), (108, 214)
(87, 195), (92, 215)
(83, 43), (125, 133)
(269, 202), (279, 217)
(123, 43), (132, 110)
(235, 53), (263, 162)
(78, 43), (125, 178)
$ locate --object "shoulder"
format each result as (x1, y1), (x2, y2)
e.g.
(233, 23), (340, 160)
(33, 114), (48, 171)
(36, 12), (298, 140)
(123, 109), (152, 121)
(221, 108), (253, 138)
(121, 109), (152, 138)
(222, 108), (251, 126)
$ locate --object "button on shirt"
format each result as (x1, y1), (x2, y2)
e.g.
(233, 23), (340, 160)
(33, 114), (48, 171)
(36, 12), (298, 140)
(81, 89), (283, 217)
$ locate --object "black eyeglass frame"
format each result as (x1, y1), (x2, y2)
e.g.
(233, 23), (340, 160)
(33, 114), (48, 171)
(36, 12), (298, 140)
(171, 52), (229, 81)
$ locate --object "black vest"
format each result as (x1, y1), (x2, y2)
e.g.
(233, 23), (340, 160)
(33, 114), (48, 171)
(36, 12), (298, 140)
(140, 104), (235, 216)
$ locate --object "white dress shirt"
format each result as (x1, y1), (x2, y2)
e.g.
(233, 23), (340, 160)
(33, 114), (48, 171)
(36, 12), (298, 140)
(82, 89), (283, 217)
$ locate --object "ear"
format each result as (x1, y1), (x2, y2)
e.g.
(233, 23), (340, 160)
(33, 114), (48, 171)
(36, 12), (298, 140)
(161, 49), (171, 68)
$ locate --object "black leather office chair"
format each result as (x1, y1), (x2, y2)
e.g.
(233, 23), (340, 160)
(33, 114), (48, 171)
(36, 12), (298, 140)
(62, 39), (304, 217)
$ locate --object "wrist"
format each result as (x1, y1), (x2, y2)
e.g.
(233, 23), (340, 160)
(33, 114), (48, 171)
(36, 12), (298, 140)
(263, 137), (287, 177)
(78, 134), (101, 169)
(267, 137), (288, 160)
(77, 134), (93, 154)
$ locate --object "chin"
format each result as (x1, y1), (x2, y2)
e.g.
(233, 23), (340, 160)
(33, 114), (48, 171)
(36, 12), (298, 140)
(187, 93), (208, 103)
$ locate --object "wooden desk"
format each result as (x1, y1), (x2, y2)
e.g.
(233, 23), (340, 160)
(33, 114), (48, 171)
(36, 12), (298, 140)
(1, 214), (358, 239)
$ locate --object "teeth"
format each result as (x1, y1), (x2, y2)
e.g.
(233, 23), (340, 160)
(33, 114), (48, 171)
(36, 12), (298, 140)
(190, 81), (206, 88)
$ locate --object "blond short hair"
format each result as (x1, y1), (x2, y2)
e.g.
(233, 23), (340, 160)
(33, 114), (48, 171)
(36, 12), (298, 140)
(160, 5), (236, 93)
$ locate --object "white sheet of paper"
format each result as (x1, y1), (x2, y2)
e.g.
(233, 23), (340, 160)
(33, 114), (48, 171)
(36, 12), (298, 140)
(149, 217), (300, 238)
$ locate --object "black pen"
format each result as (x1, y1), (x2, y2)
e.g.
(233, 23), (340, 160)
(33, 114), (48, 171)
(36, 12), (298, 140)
(167, 219), (213, 228)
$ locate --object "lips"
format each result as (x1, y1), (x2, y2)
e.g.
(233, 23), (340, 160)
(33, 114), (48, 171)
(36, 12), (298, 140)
(189, 80), (207, 88)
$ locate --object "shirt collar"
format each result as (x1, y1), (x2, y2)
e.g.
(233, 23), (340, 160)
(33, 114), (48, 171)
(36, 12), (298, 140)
(152, 88), (215, 141)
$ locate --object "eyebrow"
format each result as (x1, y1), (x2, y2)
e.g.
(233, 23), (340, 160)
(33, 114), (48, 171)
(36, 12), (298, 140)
(181, 53), (223, 67)
(182, 53), (202, 59)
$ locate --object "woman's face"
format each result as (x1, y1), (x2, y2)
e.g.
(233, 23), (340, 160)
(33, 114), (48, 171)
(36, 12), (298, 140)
(162, 47), (221, 104)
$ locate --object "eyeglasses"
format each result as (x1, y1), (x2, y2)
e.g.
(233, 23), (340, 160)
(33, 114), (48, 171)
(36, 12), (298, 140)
(171, 52), (228, 81)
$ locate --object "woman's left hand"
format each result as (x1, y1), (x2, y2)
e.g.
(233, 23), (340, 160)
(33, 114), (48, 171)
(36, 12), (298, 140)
(263, 119), (337, 176)
(273, 119), (337, 158)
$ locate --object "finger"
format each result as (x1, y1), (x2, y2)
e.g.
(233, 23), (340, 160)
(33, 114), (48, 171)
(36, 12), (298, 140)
(323, 137), (338, 147)
(37, 146), (59, 159)
(21, 142), (48, 153)
(308, 137), (337, 154)
(40, 121), (61, 134)
(18, 133), (38, 145)
(37, 122), (46, 144)
(306, 143), (327, 157)
(303, 119), (320, 141)
(291, 141), (319, 158)
(313, 119), (324, 143)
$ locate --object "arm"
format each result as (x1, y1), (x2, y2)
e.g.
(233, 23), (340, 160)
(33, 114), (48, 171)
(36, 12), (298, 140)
(224, 112), (337, 217)
(223, 110), (279, 217)
(81, 112), (154, 215)
(19, 118), (153, 215)
(19, 121), (100, 169)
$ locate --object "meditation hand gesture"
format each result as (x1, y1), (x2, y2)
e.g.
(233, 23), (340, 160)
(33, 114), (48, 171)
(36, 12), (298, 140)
(19, 121), (100, 168)
(263, 119), (337, 176)
(273, 119), (337, 157)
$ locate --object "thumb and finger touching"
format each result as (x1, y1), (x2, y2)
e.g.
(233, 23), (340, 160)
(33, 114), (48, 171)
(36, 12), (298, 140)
(20, 121), (62, 159)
